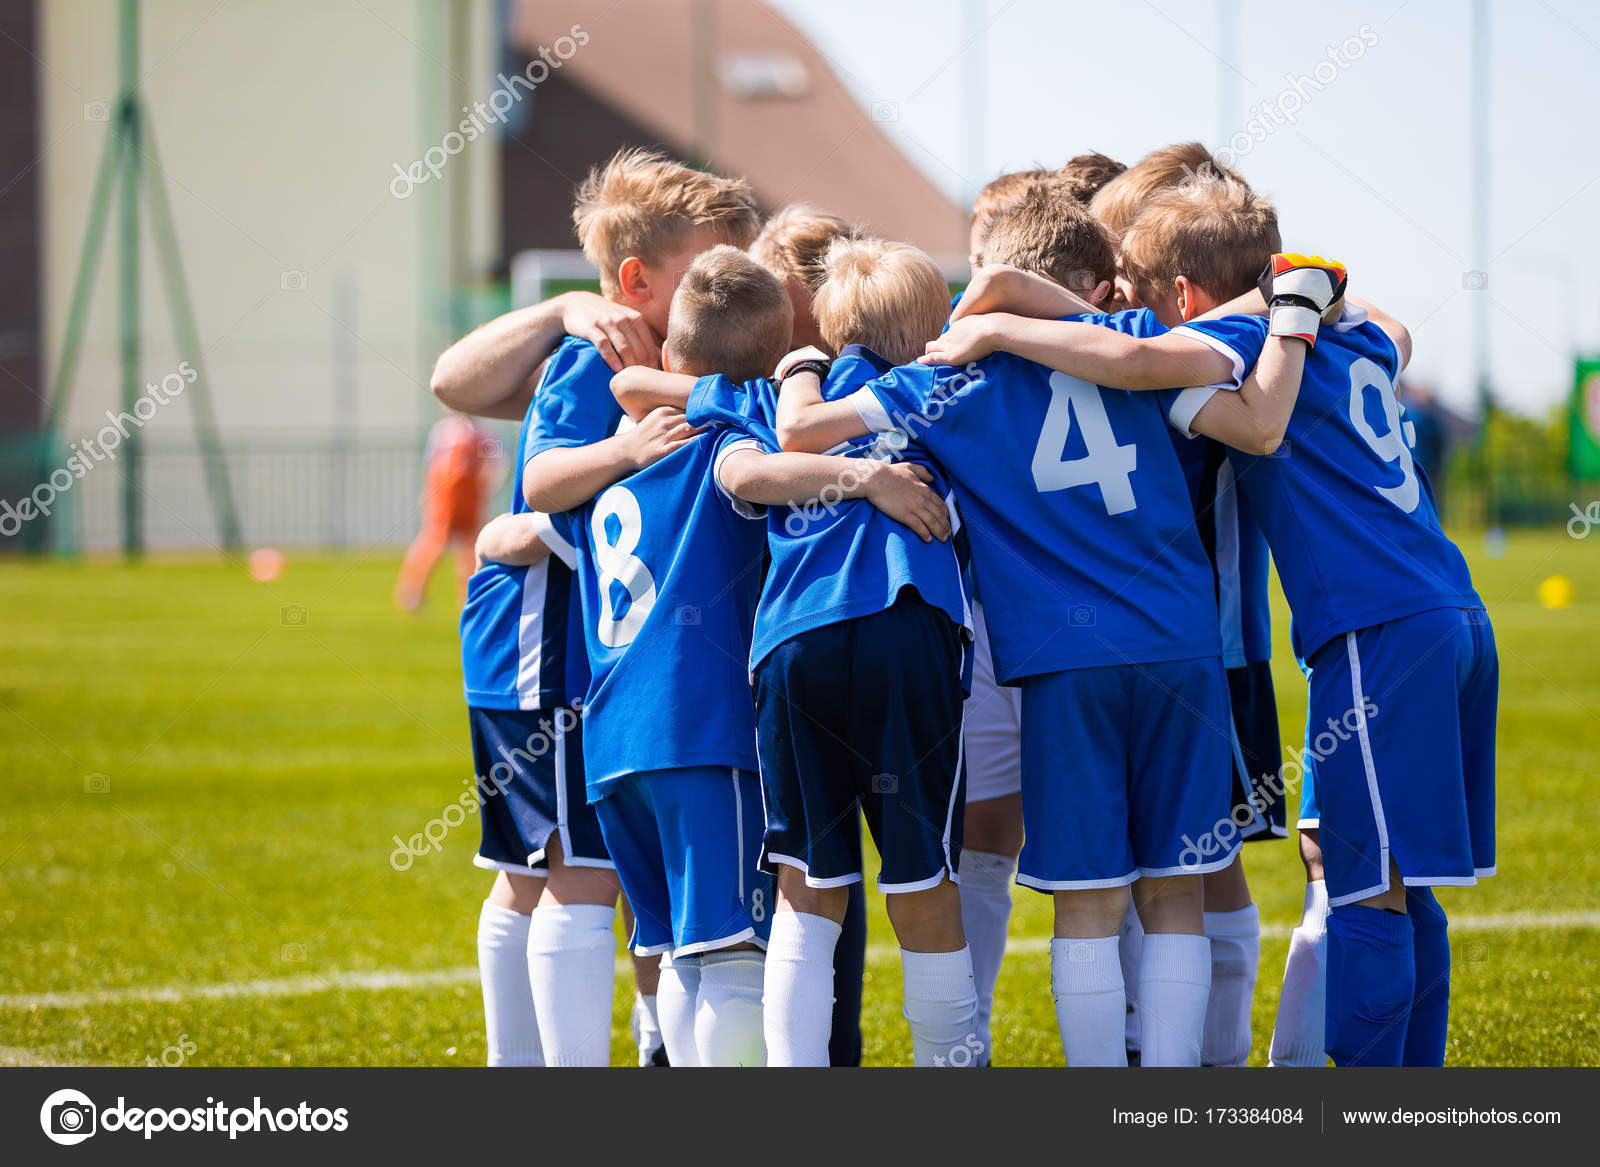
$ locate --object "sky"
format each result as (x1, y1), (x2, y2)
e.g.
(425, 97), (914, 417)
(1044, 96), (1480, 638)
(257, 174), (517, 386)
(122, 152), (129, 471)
(768, 0), (1600, 417)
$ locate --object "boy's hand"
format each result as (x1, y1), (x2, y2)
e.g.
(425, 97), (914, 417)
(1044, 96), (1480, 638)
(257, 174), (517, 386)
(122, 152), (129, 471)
(1258, 254), (1348, 347)
(952, 264), (1099, 323)
(560, 292), (661, 372)
(620, 406), (699, 471)
(921, 314), (1000, 366)
(859, 460), (950, 543)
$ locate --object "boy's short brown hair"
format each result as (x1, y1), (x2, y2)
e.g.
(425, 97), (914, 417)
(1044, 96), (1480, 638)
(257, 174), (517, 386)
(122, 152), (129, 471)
(666, 246), (794, 383)
(748, 204), (857, 292)
(810, 237), (952, 366)
(969, 167), (1049, 252)
(1089, 141), (1247, 237)
(573, 148), (762, 294)
(979, 184), (1118, 295)
(1057, 151), (1127, 203)
(1118, 176), (1281, 304)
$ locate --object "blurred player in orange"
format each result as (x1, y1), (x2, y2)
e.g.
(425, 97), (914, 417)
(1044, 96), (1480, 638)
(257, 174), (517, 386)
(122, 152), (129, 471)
(395, 412), (503, 611)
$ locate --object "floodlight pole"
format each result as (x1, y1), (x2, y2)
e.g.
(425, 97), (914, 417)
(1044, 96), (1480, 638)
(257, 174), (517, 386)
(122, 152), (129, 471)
(117, 0), (142, 555)
(1470, 0), (1495, 518)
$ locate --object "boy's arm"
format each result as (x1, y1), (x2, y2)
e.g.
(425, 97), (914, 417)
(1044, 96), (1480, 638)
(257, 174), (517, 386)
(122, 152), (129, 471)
(522, 407), (698, 513)
(924, 314), (1237, 391)
(949, 264), (1101, 323)
(1349, 296), (1412, 370)
(774, 371), (875, 453)
(1180, 336), (1307, 456)
(474, 512), (552, 570)
(716, 448), (951, 543)
(611, 367), (698, 422)
(432, 292), (660, 420)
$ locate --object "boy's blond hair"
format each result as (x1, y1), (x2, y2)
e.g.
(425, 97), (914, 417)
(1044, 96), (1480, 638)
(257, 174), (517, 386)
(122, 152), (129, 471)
(573, 148), (762, 294)
(1118, 176), (1281, 304)
(1057, 151), (1127, 203)
(810, 237), (952, 367)
(979, 184), (1118, 295)
(1089, 141), (1247, 237)
(748, 204), (857, 292)
(666, 246), (794, 383)
(969, 168), (1048, 249)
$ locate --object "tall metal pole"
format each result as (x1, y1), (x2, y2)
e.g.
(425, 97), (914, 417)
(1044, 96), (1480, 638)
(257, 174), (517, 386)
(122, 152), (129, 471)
(964, 0), (987, 209)
(117, 0), (142, 556)
(1216, 0), (1239, 146)
(1470, 0), (1494, 518)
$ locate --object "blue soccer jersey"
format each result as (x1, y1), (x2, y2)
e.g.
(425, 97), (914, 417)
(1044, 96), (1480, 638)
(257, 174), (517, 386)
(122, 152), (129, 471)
(540, 429), (768, 799)
(848, 308), (1233, 682)
(459, 407), (582, 710)
(1170, 433), (1273, 668)
(525, 335), (627, 459)
(1175, 307), (1482, 659)
(688, 345), (971, 671)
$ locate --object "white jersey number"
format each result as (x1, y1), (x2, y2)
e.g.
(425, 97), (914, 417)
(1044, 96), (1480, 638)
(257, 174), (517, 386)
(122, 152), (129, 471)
(592, 485), (658, 648)
(1347, 357), (1419, 514)
(1031, 371), (1139, 514)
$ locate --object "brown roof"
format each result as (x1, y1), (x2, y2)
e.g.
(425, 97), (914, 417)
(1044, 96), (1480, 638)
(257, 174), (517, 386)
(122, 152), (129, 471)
(509, 0), (969, 257)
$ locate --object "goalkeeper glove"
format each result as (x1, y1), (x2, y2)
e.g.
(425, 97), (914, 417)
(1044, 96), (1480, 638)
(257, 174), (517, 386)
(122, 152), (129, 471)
(1257, 253), (1348, 347)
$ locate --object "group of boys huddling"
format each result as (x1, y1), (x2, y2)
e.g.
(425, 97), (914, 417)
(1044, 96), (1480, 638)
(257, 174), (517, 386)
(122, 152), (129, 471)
(432, 140), (1497, 1069)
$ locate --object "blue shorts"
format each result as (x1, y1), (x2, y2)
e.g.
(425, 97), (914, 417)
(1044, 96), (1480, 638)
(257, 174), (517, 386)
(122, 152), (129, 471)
(1295, 606), (1497, 907)
(595, 766), (773, 957)
(1228, 660), (1288, 842)
(753, 595), (966, 891)
(469, 705), (609, 874)
(1017, 656), (1235, 890)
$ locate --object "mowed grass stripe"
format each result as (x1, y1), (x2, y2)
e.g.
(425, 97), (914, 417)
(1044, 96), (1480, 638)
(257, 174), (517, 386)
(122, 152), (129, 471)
(6, 908), (1595, 1013)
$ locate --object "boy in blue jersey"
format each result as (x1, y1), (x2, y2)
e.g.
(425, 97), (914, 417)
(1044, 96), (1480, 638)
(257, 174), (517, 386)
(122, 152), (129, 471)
(620, 237), (979, 1065)
(441, 148), (763, 1066)
(931, 177), (1493, 1067)
(778, 190), (1308, 1066)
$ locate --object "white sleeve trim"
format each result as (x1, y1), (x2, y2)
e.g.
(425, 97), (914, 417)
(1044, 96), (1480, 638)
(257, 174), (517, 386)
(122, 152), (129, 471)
(1167, 385), (1222, 438)
(849, 386), (895, 433)
(1171, 325), (1249, 389)
(712, 438), (767, 520)
(528, 511), (576, 568)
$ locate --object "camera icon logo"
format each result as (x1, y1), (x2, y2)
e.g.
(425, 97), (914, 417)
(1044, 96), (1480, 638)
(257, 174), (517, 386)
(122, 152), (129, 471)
(84, 101), (110, 122)
(40, 1088), (97, 1146)
(1068, 604), (1096, 627)
(478, 437), (504, 461)
(281, 941), (308, 963)
(281, 605), (307, 626)
(1461, 270), (1488, 291)
(280, 269), (308, 292)
(674, 606), (702, 626)
(84, 772), (111, 794)
(870, 100), (899, 122)
(1267, 440), (1292, 460)
(870, 772), (899, 795)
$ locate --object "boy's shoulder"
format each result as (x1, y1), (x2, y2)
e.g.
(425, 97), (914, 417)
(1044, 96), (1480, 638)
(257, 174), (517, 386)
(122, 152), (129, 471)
(1316, 305), (1402, 378)
(542, 334), (613, 389)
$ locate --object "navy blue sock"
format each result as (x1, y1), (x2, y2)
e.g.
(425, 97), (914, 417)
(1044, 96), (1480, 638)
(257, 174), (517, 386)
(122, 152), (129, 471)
(1326, 903), (1415, 1066)
(828, 879), (867, 1067)
(1403, 887), (1451, 1066)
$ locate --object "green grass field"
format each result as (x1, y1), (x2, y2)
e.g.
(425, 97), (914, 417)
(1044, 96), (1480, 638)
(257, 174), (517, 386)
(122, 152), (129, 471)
(2, 528), (1598, 1067)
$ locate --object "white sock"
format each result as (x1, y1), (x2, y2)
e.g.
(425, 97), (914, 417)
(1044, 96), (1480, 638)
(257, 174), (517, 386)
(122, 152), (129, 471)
(632, 993), (664, 1066)
(1118, 900), (1144, 1055)
(1202, 903), (1261, 1066)
(957, 849), (1016, 1062)
(1050, 937), (1128, 1066)
(763, 912), (841, 1067)
(695, 950), (767, 1066)
(901, 946), (980, 1067)
(526, 903), (616, 1067)
(657, 952), (702, 1067)
(1138, 932), (1212, 1067)
(476, 902), (543, 1066)
(1270, 879), (1330, 1066)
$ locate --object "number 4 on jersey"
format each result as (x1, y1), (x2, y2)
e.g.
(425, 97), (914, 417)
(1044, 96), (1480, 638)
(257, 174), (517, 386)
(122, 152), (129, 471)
(1031, 372), (1139, 515)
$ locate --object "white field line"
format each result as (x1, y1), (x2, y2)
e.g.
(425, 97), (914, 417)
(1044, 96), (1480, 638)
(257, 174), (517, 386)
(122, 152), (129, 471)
(4, 909), (1596, 1013)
